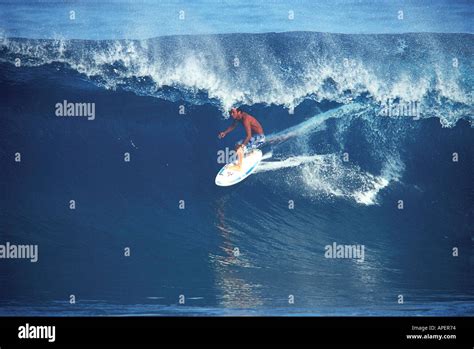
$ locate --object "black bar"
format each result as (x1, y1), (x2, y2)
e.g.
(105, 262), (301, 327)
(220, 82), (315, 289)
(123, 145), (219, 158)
(0, 317), (472, 347)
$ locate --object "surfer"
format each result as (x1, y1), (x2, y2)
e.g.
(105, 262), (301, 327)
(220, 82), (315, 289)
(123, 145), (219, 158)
(218, 107), (265, 171)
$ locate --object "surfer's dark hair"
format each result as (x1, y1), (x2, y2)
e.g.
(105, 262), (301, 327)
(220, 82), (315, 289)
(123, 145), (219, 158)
(229, 107), (240, 116)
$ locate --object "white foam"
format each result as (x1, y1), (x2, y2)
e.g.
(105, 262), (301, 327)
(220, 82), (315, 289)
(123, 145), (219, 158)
(259, 153), (403, 206)
(254, 155), (321, 173)
(1, 36), (471, 126)
(254, 105), (405, 205)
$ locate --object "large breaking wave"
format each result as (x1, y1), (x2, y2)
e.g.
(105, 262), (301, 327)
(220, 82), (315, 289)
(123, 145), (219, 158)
(1, 31), (473, 127)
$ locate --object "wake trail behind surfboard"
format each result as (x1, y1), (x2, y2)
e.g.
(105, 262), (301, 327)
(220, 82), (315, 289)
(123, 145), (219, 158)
(256, 103), (367, 174)
(255, 155), (322, 173)
(264, 103), (366, 144)
(261, 151), (273, 161)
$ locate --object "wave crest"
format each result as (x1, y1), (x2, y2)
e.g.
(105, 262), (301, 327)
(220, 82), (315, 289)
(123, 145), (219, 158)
(1, 32), (472, 126)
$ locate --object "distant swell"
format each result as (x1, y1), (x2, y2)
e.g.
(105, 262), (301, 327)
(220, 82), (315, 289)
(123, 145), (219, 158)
(1, 32), (473, 127)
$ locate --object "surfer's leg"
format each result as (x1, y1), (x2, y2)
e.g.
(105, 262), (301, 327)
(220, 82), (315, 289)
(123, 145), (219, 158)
(235, 145), (245, 169)
(236, 146), (244, 168)
(229, 144), (244, 171)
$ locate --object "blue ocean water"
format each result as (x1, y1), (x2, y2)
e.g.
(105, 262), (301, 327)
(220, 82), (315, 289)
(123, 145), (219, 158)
(0, 0), (473, 39)
(0, 1), (473, 316)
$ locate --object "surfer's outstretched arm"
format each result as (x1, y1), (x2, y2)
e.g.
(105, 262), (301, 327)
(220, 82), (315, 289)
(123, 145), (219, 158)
(219, 120), (238, 138)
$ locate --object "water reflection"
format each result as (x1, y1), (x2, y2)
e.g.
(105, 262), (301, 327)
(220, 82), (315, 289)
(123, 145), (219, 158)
(211, 196), (263, 308)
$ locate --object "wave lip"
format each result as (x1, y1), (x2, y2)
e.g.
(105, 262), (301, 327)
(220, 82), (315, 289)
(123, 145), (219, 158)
(1, 32), (473, 126)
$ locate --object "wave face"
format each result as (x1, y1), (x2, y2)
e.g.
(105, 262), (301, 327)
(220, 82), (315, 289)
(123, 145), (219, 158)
(0, 31), (473, 315)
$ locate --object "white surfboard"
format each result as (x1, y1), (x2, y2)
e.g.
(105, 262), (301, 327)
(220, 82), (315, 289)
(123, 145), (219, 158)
(215, 149), (263, 186)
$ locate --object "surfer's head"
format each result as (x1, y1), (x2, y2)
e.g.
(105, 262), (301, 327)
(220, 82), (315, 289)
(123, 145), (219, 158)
(229, 107), (243, 120)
